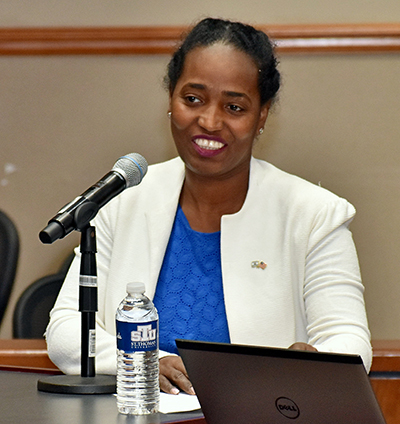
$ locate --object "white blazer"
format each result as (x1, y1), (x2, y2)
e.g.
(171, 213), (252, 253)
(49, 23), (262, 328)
(46, 157), (372, 374)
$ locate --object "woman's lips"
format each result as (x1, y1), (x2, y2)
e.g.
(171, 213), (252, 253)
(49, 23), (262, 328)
(192, 135), (227, 157)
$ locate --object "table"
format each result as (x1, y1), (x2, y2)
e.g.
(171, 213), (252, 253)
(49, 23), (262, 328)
(0, 339), (205, 424)
(1, 339), (400, 424)
(0, 370), (205, 424)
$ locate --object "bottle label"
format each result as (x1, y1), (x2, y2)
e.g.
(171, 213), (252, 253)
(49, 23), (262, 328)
(116, 320), (158, 353)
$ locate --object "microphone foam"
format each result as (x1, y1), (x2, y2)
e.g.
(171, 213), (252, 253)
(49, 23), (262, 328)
(113, 153), (148, 187)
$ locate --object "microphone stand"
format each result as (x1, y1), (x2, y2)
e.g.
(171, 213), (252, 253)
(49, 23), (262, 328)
(79, 225), (98, 378)
(38, 204), (116, 394)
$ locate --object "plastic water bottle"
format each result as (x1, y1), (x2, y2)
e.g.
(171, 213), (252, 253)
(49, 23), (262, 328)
(116, 282), (159, 415)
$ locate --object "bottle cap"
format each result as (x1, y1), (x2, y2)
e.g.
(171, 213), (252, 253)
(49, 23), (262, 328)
(126, 282), (146, 294)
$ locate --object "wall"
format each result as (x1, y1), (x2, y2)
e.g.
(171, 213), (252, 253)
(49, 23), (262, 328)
(0, 1), (399, 340)
(1, 0), (400, 26)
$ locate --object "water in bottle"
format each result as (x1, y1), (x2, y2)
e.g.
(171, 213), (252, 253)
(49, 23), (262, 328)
(116, 282), (159, 415)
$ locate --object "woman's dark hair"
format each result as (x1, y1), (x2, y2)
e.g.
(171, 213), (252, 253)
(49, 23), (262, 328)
(165, 18), (281, 106)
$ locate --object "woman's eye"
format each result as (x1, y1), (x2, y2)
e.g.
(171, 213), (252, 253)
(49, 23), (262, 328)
(228, 104), (243, 112)
(186, 96), (200, 103)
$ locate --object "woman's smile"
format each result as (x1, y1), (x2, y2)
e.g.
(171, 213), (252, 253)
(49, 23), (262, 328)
(192, 135), (227, 157)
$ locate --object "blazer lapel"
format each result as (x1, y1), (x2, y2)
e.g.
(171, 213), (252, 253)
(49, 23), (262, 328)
(144, 167), (185, 298)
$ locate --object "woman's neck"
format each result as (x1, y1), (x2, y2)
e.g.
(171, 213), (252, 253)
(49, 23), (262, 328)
(179, 166), (250, 233)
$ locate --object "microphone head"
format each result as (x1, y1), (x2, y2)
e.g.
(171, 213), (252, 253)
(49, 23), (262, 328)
(112, 153), (148, 188)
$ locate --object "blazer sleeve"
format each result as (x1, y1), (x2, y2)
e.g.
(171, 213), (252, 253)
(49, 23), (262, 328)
(303, 200), (372, 371)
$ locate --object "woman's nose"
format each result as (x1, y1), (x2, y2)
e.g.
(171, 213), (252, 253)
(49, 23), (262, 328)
(198, 105), (223, 132)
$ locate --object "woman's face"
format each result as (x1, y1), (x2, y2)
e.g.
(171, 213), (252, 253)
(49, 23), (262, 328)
(169, 43), (269, 180)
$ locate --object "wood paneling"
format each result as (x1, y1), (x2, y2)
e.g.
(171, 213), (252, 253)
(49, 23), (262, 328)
(370, 379), (400, 424)
(0, 23), (400, 55)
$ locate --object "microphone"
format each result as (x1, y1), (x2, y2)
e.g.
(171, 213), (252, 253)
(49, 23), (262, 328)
(39, 153), (148, 244)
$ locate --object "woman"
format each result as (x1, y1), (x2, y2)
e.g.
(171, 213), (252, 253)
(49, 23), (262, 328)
(46, 18), (372, 395)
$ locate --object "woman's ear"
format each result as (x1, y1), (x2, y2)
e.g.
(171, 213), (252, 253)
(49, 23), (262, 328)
(168, 94), (173, 116)
(258, 102), (271, 130)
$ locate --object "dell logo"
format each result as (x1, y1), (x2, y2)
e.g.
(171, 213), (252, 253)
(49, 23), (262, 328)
(275, 397), (300, 419)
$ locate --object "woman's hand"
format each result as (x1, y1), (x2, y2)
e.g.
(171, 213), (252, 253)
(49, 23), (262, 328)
(159, 356), (196, 395)
(288, 342), (318, 352)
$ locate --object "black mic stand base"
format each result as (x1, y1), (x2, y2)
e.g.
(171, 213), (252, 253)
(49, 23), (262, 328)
(37, 374), (116, 394)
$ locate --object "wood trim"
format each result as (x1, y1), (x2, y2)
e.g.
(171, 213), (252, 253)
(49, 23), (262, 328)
(1, 339), (400, 371)
(370, 340), (400, 372)
(0, 339), (60, 372)
(0, 23), (400, 56)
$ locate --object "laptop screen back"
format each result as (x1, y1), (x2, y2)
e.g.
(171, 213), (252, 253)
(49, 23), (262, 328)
(176, 339), (386, 424)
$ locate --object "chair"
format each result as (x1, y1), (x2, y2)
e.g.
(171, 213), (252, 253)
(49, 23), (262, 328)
(12, 273), (64, 338)
(12, 252), (75, 339)
(0, 210), (19, 327)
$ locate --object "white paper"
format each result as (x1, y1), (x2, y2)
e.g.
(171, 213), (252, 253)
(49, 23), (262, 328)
(159, 392), (201, 414)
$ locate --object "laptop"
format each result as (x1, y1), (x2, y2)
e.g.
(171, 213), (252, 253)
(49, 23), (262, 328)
(176, 339), (386, 424)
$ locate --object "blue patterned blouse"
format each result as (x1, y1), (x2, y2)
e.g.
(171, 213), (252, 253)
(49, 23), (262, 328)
(153, 204), (230, 354)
